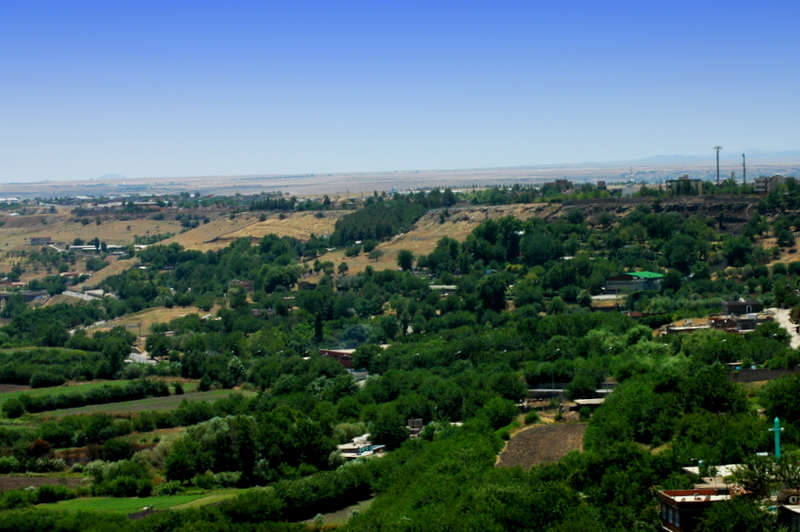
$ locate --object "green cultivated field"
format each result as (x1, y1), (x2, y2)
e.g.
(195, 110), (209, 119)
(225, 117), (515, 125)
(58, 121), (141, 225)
(169, 490), (241, 509)
(50, 494), (209, 513)
(36, 389), (256, 418)
(0, 380), (133, 407)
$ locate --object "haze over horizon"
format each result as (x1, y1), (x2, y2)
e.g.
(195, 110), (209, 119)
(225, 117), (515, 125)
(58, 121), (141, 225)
(2, 1), (799, 183)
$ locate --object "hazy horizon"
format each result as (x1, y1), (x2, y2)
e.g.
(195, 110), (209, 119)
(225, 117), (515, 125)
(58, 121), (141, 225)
(2, 1), (799, 183)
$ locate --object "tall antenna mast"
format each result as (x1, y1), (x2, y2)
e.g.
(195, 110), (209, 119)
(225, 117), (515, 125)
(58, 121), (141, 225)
(714, 146), (723, 184)
(742, 153), (746, 185)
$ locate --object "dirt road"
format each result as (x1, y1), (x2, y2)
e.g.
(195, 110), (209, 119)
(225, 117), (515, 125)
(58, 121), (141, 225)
(768, 307), (800, 349)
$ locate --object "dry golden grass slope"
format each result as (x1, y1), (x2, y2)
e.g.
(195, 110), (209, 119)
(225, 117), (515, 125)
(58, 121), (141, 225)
(161, 211), (343, 252)
(0, 209), (183, 248)
(0, 208), (183, 275)
(75, 258), (137, 290)
(0, 210), (341, 285)
(314, 203), (559, 276)
(223, 211), (345, 241)
(87, 306), (206, 336)
(4, 203), (563, 296)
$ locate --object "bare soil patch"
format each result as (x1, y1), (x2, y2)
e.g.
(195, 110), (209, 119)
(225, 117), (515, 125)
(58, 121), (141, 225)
(0, 475), (83, 490)
(497, 423), (586, 468)
(0, 384), (31, 394)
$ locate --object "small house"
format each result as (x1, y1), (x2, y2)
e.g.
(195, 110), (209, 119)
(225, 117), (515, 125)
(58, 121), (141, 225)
(605, 272), (663, 294)
(319, 348), (356, 369)
(30, 236), (52, 246)
(656, 489), (731, 532)
(228, 279), (254, 291)
(721, 299), (763, 316)
(336, 434), (385, 460)
(407, 418), (424, 438)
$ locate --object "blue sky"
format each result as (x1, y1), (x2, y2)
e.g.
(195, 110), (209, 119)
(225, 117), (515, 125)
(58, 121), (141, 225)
(1, 1), (798, 181)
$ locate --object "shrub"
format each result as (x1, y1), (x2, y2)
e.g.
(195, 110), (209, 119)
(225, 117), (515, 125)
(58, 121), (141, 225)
(525, 411), (539, 425)
(28, 372), (65, 388)
(122, 364), (144, 380)
(153, 480), (184, 496)
(29, 458), (66, 473)
(0, 489), (33, 510)
(32, 484), (74, 505)
(103, 438), (136, 462)
(27, 438), (52, 458)
(481, 397), (518, 430)
(193, 471), (217, 490)
(2, 398), (25, 418)
(105, 475), (151, 497)
(9, 379), (171, 416)
(0, 456), (22, 474)
(215, 471), (242, 487)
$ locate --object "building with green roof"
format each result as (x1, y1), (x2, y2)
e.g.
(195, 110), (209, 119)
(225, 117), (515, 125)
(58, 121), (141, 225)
(605, 271), (663, 294)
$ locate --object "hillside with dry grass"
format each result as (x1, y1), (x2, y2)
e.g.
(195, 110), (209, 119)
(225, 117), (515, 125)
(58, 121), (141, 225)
(311, 203), (560, 275)
(160, 211), (344, 252)
(4, 195), (796, 298)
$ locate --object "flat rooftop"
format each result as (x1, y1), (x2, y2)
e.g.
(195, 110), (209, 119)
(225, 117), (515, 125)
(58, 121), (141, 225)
(682, 464), (742, 478)
(668, 493), (730, 503)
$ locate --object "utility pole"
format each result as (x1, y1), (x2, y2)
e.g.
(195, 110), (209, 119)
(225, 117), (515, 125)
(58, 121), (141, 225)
(742, 153), (746, 185)
(714, 146), (723, 184)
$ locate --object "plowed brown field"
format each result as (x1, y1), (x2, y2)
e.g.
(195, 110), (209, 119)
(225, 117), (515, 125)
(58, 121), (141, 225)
(496, 423), (586, 468)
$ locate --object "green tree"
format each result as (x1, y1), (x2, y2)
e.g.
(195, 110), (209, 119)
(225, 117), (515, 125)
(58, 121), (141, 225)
(761, 374), (800, 426)
(165, 437), (211, 482)
(548, 296), (567, 315)
(297, 288), (334, 342)
(661, 270), (683, 293)
(145, 334), (172, 359)
(397, 250), (415, 271)
(521, 231), (563, 266)
(478, 275), (507, 312)
(722, 236), (753, 267)
(371, 404), (409, 449)
(1, 294), (27, 319)
(567, 208), (586, 225)
(480, 397), (517, 429)
(577, 289), (593, 308)
(40, 323), (69, 347)
(777, 229), (796, 248)
(696, 497), (779, 532)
